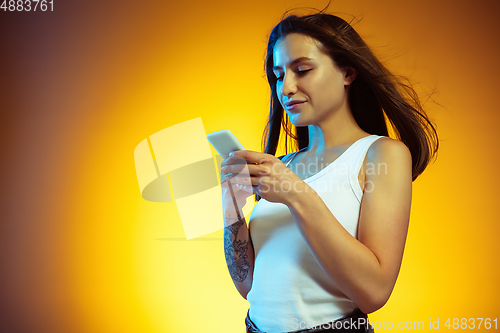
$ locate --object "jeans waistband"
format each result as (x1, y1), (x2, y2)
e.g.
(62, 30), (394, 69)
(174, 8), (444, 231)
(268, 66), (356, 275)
(245, 308), (373, 333)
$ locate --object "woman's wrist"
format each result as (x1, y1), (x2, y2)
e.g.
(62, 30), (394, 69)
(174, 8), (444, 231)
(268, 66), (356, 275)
(283, 180), (316, 208)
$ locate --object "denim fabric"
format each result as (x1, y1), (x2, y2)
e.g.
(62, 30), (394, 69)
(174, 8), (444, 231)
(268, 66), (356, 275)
(245, 308), (375, 333)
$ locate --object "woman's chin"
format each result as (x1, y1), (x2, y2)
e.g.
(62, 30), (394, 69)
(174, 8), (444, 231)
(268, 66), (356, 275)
(288, 114), (308, 127)
(289, 118), (311, 128)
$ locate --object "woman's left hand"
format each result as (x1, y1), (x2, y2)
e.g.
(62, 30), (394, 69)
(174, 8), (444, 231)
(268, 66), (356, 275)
(224, 150), (311, 205)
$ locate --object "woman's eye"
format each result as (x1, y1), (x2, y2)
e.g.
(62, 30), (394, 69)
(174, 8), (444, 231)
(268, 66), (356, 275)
(274, 68), (310, 82)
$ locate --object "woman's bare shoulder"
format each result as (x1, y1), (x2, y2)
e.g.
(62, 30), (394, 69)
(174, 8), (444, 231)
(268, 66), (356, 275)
(364, 137), (412, 183)
(367, 136), (411, 164)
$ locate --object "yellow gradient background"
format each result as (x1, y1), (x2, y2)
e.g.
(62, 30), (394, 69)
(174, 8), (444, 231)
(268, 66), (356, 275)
(1, 0), (498, 332)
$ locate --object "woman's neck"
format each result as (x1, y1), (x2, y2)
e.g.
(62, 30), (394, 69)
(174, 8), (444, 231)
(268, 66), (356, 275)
(306, 107), (369, 154)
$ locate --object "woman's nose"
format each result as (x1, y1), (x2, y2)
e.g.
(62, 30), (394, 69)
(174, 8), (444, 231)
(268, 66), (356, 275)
(281, 73), (297, 96)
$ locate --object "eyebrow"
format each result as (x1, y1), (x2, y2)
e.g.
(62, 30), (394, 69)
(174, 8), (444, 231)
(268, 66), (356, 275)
(273, 57), (313, 70)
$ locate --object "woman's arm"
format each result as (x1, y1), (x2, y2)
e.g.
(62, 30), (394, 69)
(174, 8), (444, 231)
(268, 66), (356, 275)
(223, 199), (255, 300)
(286, 138), (412, 313)
(221, 158), (256, 300)
(221, 153), (292, 299)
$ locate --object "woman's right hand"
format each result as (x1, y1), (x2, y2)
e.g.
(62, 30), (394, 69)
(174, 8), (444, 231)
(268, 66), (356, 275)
(220, 153), (254, 214)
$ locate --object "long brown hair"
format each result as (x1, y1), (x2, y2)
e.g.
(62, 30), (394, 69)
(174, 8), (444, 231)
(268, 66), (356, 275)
(262, 13), (439, 182)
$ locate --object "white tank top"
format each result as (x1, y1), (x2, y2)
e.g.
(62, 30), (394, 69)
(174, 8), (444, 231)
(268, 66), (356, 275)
(247, 134), (385, 332)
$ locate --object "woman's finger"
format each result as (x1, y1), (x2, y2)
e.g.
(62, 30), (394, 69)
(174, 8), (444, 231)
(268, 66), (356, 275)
(221, 163), (247, 175)
(228, 174), (253, 186)
(220, 154), (248, 168)
(222, 163), (268, 177)
(235, 183), (254, 193)
(231, 150), (276, 165)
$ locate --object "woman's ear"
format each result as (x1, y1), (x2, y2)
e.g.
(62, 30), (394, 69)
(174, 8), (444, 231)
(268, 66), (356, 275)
(343, 67), (357, 86)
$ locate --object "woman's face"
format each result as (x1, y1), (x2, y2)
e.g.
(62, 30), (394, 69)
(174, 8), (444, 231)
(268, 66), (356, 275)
(273, 33), (354, 127)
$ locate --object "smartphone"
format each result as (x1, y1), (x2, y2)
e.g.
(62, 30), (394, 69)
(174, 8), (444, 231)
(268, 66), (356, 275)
(206, 129), (245, 159)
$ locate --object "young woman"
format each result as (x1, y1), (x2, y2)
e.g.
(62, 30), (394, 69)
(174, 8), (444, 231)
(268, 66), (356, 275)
(221, 12), (438, 333)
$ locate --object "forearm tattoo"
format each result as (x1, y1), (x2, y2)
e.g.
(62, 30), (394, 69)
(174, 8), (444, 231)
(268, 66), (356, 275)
(224, 216), (250, 283)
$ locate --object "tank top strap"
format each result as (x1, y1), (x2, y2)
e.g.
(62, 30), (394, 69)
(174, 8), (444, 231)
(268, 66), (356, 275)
(282, 147), (307, 167)
(348, 135), (386, 202)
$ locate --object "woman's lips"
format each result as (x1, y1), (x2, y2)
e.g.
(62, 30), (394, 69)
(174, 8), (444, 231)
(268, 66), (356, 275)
(285, 101), (305, 111)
